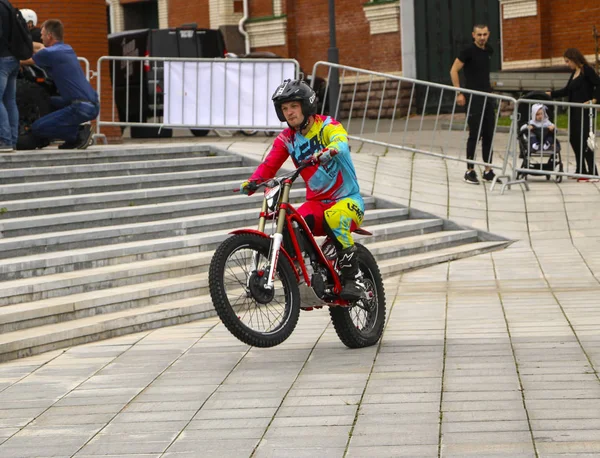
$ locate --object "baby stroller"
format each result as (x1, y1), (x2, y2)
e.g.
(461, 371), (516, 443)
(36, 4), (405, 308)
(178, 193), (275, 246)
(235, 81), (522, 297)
(516, 92), (564, 183)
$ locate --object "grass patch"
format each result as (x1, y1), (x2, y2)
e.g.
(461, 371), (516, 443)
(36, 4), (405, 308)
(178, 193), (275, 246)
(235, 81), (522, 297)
(498, 116), (512, 127)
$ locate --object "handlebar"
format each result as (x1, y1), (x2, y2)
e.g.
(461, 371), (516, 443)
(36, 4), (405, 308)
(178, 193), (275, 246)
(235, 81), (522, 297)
(235, 158), (317, 193)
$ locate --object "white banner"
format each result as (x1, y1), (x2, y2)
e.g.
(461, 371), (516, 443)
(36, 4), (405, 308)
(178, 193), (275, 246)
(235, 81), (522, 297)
(163, 60), (297, 128)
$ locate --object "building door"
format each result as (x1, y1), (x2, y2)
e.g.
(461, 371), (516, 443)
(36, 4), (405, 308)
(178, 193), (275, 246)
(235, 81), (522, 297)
(415, 0), (501, 86)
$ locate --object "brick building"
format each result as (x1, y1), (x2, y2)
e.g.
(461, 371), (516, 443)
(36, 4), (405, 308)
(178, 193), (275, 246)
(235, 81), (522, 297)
(18, 0), (600, 78)
(12, 0), (600, 139)
(501, 0), (600, 69)
(160, 0), (600, 77)
(166, 0), (404, 76)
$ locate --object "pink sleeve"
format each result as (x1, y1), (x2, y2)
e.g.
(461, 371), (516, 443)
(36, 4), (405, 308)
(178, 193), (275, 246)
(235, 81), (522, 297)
(249, 134), (290, 182)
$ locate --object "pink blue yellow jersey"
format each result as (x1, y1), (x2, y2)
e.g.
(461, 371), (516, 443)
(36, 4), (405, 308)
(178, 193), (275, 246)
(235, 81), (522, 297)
(249, 115), (363, 208)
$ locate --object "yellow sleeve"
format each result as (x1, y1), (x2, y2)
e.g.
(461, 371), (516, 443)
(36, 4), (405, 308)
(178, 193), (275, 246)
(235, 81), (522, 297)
(323, 120), (349, 154)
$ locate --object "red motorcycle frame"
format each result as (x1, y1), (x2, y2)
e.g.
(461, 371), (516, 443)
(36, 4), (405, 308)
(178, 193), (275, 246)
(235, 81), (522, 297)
(209, 160), (386, 348)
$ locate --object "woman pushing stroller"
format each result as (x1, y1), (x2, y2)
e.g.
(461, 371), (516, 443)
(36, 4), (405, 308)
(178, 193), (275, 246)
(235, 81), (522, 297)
(547, 48), (600, 180)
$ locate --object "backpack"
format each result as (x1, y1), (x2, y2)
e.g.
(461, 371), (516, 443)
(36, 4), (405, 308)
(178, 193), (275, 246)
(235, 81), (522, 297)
(0, 0), (33, 60)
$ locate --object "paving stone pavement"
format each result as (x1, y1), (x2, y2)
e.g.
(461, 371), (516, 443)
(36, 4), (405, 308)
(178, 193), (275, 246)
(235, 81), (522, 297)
(1, 131), (600, 457)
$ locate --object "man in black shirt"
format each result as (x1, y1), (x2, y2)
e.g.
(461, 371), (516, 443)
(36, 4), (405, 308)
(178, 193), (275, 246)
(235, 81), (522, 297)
(450, 24), (499, 185)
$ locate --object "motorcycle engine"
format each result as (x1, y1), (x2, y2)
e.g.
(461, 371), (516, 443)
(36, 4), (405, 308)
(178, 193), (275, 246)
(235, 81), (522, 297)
(311, 267), (329, 299)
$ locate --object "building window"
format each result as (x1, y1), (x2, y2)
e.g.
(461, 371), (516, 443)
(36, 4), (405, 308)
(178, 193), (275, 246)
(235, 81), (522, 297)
(234, 0), (243, 14)
(106, 4), (111, 34)
(123, 0), (159, 30)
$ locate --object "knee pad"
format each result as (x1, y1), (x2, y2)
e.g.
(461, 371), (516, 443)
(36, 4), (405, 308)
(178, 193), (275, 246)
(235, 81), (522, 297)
(324, 208), (354, 250)
(322, 214), (343, 252)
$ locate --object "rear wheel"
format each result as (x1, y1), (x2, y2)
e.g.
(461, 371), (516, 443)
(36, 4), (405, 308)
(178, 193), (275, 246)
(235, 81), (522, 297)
(191, 129), (210, 137)
(329, 243), (386, 348)
(16, 78), (52, 129)
(16, 79), (55, 150)
(209, 233), (300, 347)
(555, 163), (564, 183)
(130, 126), (173, 138)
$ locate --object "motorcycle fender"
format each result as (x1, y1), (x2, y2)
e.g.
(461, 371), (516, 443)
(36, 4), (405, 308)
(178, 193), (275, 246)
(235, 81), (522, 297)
(229, 229), (300, 281)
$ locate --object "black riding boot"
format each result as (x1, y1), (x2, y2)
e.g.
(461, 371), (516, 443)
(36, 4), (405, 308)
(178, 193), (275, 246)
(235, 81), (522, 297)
(337, 245), (366, 301)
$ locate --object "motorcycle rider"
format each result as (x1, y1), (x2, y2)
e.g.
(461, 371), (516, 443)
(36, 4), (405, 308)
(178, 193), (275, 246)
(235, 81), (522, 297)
(20, 9), (41, 43)
(240, 79), (366, 301)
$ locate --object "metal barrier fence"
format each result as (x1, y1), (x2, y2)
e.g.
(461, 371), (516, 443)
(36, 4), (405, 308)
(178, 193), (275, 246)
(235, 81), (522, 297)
(310, 61), (520, 190)
(90, 56), (600, 191)
(95, 56), (299, 139)
(505, 98), (600, 185)
(77, 57), (91, 81)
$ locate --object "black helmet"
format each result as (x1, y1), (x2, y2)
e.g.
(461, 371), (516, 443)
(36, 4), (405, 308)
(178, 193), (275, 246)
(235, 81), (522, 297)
(272, 79), (318, 124)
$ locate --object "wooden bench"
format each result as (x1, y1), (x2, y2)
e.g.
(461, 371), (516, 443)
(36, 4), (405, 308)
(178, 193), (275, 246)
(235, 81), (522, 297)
(490, 71), (571, 94)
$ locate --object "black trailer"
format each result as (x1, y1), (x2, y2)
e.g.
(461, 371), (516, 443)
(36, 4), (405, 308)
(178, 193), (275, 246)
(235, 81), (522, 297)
(108, 26), (226, 138)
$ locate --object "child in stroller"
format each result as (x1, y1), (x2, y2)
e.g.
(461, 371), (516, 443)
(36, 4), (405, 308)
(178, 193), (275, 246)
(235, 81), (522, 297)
(521, 103), (556, 151)
(517, 93), (564, 182)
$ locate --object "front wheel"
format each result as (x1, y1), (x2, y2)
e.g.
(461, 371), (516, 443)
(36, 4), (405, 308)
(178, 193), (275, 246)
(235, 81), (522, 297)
(209, 233), (301, 347)
(329, 243), (386, 348)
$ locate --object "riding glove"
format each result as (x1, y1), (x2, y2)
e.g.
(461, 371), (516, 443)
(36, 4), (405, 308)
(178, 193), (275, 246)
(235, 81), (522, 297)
(240, 180), (258, 195)
(312, 148), (338, 165)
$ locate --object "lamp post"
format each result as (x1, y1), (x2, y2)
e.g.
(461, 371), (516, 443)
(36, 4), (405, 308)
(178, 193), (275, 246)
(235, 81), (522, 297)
(328, 0), (339, 117)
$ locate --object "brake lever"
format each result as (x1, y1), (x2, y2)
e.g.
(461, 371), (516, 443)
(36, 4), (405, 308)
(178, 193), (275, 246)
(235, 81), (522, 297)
(301, 157), (318, 167)
(233, 182), (261, 194)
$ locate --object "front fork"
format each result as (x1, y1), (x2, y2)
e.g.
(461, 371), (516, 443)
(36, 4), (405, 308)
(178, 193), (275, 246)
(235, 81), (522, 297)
(257, 183), (292, 290)
(252, 187), (350, 304)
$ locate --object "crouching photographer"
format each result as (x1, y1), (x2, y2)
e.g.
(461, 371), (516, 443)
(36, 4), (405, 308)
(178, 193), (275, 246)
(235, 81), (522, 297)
(21, 19), (98, 150)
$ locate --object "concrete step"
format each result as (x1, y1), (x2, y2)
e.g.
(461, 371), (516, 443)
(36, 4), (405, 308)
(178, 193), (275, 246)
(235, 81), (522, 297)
(0, 209), (408, 281)
(0, 252), (214, 306)
(0, 207), (259, 258)
(0, 156), (244, 184)
(0, 214), (438, 306)
(365, 230), (479, 260)
(0, 206), (404, 259)
(0, 238), (511, 362)
(377, 241), (512, 276)
(0, 236), (495, 333)
(0, 228), (230, 281)
(0, 210), (418, 306)
(0, 293), (216, 362)
(0, 273), (210, 334)
(0, 166), (256, 201)
(0, 188), (313, 236)
(0, 145), (218, 168)
(0, 207), (408, 281)
(0, 180), (244, 218)
(0, 143), (515, 363)
(356, 218), (443, 242)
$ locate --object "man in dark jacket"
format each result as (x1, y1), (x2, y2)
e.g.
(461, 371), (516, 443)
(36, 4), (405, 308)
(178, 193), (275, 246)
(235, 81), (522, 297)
(0, 0), (20, 152)
(21, 19), (98, 149)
